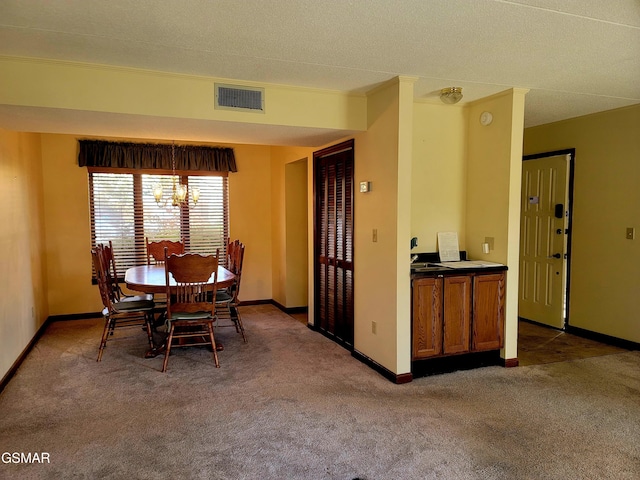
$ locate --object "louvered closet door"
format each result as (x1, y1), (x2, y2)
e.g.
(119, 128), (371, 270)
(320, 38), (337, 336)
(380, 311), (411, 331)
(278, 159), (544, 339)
(314, 140), (354, 347)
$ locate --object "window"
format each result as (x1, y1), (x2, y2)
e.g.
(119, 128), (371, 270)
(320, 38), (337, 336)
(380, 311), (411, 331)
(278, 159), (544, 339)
(89, 170), (229, 275)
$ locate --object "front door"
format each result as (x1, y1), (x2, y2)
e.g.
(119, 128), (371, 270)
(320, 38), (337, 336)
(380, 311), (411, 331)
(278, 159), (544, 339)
(519, 152), (573, 329)
(313, 140), (354, 347)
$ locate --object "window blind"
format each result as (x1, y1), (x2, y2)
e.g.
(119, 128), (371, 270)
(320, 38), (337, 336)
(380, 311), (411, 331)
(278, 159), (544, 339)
(90, 171), (229, 277)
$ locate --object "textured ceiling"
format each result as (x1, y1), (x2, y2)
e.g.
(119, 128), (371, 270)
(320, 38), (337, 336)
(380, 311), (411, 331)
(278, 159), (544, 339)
(0, 0), (638, 145)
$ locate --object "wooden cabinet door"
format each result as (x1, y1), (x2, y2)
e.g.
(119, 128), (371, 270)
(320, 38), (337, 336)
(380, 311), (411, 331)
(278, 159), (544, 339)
(412, 277), (443, 359)
(443, 275), (471, 354)
(472, 273), (505, 351)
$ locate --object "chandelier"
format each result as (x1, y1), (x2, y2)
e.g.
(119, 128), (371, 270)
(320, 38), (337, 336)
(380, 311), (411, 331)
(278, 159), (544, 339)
(152, 142), (200, 207)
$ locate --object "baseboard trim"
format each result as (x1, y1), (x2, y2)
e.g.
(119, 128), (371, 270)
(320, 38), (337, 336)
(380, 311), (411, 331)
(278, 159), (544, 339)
(47, 312), (102, 322)
(503, 358), (519, 368)
(566, 325), (640, 351)
(0, 317), (54, 394)
(352, 349), (413, 384)
(411, 350), (502, 378)
(237, 299), (272, 306)
(269, 300), (309, 315)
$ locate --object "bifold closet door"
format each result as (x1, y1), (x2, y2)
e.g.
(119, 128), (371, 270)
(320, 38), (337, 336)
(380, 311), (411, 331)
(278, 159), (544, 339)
(314, 140), (354, 347)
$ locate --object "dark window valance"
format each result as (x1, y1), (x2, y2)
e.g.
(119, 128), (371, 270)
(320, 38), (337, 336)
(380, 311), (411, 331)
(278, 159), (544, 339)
(78, 140), (237, 173)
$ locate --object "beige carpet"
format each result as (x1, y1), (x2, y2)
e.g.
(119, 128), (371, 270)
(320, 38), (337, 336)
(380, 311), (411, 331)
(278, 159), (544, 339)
(1, 304), (639, 479)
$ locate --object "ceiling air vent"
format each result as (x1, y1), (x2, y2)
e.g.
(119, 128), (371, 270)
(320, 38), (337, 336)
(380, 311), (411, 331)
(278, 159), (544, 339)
(215, 83), (265, 113)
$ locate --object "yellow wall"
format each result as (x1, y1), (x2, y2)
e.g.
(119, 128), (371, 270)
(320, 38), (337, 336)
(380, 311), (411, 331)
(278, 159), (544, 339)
(466, 89), (528, 360)
(227, 144), (273, 303)
(41, 134), (96, 313)
(394, 78), (415, 374)
(0, 129), (48, 381)
(40, 134), (273, 316)
(284, 159), (309, 307)
(269, 146), (313, 309)
(411, 102), (467, 251)
(0, 56), (367, 133)
(352, 78), (406, 373)
(524, 104), (640, 343)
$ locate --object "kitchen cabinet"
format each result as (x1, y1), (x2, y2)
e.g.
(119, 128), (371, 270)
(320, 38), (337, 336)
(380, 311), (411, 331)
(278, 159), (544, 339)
(443, 275), (472, 354)
(472, 273), (505, 351)
(412, 276), (442, 358)
(412, 270), (504, 361)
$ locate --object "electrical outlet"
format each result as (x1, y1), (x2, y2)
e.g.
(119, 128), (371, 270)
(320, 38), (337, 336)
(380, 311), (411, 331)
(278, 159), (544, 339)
(484, 236), (495, 250)
(372, 321), (377, 334)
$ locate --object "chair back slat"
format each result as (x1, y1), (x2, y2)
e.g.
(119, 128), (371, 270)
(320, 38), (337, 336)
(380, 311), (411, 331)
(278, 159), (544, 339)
(164, 249), (219, 319)
(146, 238), (184, 265)
(91, 247), (115, 310)
(228, 240), (245, 301)
(100, 240), (124, 300)
(214, 239), (247, 343)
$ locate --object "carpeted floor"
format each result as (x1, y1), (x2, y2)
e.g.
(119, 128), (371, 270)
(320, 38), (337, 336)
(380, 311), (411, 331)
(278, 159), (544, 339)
(1, 304), (639, 479)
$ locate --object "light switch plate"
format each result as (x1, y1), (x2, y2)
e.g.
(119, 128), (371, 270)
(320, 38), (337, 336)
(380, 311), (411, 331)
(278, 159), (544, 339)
(626, 227), (635, 239)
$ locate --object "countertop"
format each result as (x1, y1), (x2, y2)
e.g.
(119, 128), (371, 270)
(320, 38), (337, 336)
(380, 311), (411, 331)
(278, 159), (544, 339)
(409, 252), (507, 277)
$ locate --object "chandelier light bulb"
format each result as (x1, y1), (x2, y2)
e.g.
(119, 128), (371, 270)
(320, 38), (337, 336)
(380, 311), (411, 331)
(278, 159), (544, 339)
(153, 183), (164, 204)
(192, 187), (200, 204)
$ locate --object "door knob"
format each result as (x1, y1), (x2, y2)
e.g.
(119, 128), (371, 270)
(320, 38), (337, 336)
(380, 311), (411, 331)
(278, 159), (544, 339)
(550, 253), (562, 259)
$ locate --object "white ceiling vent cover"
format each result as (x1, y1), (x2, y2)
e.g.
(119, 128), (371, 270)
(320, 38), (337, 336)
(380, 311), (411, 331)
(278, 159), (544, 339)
(215, 83), (265, 113)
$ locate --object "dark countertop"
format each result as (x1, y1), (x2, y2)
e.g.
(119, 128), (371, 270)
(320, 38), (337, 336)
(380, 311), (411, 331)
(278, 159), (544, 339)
(411, 264), (507, 277)
(409, 252), (507, 277)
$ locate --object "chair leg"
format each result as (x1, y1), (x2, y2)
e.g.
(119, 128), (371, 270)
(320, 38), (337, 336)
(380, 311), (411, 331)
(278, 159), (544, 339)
(227, 304), (240, 333)
(208, 323), (220, 368)
(144, 313), (154, 350)
(108, 319), (116, 337)
(231, 305), (247, 343)
(97, 316), (113, 362)
(162, 325), (175, 372)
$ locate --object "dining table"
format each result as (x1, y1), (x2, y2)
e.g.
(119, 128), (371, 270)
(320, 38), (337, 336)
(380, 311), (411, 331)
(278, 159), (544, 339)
(124, 264), (235, 294)
(124, 263), (235, 357)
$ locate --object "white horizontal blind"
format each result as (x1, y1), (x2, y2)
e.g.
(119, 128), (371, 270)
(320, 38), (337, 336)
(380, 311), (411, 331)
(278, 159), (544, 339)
(90, 172), (228, 277)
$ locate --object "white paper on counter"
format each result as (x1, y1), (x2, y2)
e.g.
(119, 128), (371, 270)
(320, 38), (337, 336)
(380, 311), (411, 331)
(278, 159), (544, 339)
(433, 260), (505, 269)
(437, 232), (460, 262)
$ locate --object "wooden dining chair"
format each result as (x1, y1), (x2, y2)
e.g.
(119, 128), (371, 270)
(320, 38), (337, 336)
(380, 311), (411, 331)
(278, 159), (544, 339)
(91, 246), (156, 361)
(225, 237), (236, 268)
(145, 238), (185, 323)
(215, 240), (247, 342)
(102, 241), (153, 303)
(162, 248), (221, 372)
(146, 238), (184, 265)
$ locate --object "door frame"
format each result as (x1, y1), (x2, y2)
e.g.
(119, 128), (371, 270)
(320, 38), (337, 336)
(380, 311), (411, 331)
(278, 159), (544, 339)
(521, 148), (575, 329)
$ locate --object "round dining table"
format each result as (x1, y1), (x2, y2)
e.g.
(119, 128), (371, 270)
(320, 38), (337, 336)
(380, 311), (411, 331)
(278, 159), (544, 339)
(124, 264), (235, 294)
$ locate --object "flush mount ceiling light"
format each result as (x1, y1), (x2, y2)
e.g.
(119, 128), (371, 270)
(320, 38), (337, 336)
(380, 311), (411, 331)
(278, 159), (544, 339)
(440, 87), (463, 104)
